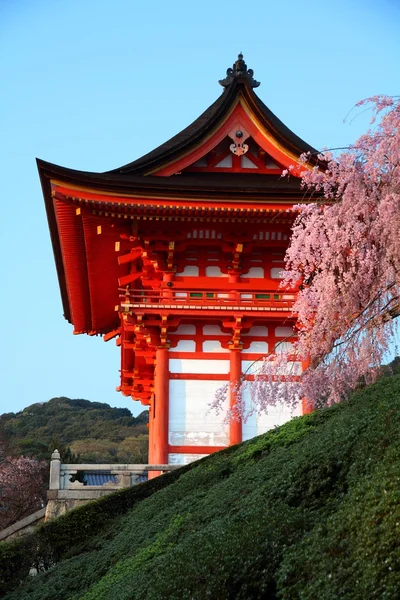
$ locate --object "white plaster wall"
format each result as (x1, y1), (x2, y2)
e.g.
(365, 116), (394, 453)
(169, 359), (230, 374)
(174, 325), (196, 335)
(241, 155), (258, 169)
(206, 266), (229, 277)
(275, 341), (294, 353)
(176, 265), (199, 276)
(202, 340), (229, 353)
(242, 359), (302, 376)
(215, 155), (232, 168)
(168, 453), (209, 465)
(271, 267), (283, 279)
(242, 326), (269, 337)
(169, 379), (229, 446)
(167, 353), (303, 455)
(169, 340), (196, 352)
(242, 360), (264, 375)
(244, 341), (269, 353)
(275, 326), (294, 337)
(240, 267), (264, 278)
(242, 386), (302, 441)
(203, 325), (229, 335)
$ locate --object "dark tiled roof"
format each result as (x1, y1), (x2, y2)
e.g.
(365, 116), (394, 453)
(83, 471), (148, 486)
(110, 92), (228, 175)
(37, 159), (304, 197)
(107, 78), (319, 176)
(85, 472), (118, 486)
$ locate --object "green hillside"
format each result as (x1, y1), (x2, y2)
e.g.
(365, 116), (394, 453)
(1, 374), (400, 599)
(0, 398), (148, 463)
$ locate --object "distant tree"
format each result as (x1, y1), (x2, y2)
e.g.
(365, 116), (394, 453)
(69, 435), (148, 464)
(48, 438), (80, 463)
(0, 398), (148, 463)
(118, 435), (148, 463)
(0, 452), (48, 529)
(15, 439), (50, 461)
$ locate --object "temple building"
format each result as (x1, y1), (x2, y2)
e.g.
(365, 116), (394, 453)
(38, 54), (318, 467)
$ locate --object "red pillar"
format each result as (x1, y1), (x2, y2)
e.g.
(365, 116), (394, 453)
(148, 398), (155, 464)
(229, 349), (242, 445)
(153, 347), (169, 464)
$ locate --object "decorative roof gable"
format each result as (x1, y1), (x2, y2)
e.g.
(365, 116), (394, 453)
(109, 55), (319, 178)
(182, 135), (283, 174)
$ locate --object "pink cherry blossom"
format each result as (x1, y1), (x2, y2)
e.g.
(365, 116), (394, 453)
(285, 96), (400, 407)
(213, 97), (400, 415)
(0, 452), (48, 529)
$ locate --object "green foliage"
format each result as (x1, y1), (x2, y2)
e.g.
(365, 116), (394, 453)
(0, 398), (148, 462)
(69, 435), (148, 464)
(1, 375), (400, 599)
(0, 465), (193, 598)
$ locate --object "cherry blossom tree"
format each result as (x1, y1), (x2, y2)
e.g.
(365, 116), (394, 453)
(214, 96), (400, 416)
(0, 451), (48, 529)
(284, 95), (400, 407)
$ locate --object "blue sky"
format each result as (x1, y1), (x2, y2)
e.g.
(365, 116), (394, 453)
(1, 0), (399, 416)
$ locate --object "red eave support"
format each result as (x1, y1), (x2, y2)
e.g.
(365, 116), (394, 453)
(52, 185), (297, 215)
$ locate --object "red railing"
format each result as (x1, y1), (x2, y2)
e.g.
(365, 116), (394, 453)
(119, 289), (295, 310)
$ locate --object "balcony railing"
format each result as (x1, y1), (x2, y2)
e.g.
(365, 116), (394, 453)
(49, 451), (181, 491)
(119, 289), (295, 312)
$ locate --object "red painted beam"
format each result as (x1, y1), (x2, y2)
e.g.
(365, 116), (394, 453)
(118, 271), (142, 286)
(103, 329), (119, 342)
(118, 248), (142, 265)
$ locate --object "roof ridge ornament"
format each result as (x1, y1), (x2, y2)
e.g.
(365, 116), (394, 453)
(219, 53), (260, 88)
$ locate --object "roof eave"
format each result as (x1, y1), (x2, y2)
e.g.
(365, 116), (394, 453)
(37, 158), (72, 323)
(37, 158), (307, 200)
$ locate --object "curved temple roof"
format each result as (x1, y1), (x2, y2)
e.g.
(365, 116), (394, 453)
(106, 54), (319, 177)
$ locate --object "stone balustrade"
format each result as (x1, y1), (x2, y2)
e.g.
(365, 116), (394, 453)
(46, 450), (181, 520)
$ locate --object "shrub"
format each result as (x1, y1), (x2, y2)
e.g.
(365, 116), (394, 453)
(1, 374), (400, 599)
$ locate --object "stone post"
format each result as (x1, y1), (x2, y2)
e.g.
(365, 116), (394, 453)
(49, 449), (61, 490)
(119, 471), (132, 487)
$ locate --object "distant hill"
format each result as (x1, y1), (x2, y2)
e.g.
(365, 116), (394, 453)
(0, 398), (148, 463)
(2, 373), (400, 599)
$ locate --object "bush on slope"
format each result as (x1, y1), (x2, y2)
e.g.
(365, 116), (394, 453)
(1, 374), (400, 600)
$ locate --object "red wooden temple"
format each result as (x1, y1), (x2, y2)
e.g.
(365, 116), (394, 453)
(38, 55), (318, 467)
